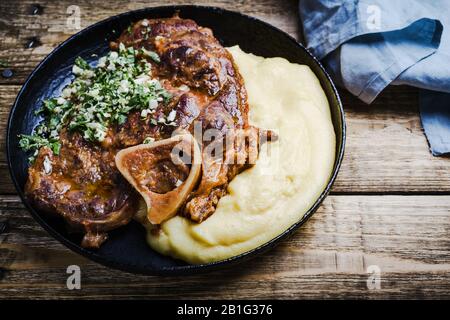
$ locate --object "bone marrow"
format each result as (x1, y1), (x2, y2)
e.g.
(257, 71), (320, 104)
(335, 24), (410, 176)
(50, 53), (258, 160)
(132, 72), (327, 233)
(116, 134), (201, 224)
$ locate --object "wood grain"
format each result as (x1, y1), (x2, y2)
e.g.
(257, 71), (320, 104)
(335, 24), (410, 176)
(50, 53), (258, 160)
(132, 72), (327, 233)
(0, 86), (19, 194)
(336, 86), (450, 193)
(2, 85), (450, 194)
(1, 0), (449, 194)
(1, 0), (450, 300)
(0, 0), (299, 85)
(1, 195), (450, 299)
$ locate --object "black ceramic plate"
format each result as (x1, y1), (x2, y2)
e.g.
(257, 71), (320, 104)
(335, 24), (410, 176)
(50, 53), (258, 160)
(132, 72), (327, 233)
(7, 5), (345, 275)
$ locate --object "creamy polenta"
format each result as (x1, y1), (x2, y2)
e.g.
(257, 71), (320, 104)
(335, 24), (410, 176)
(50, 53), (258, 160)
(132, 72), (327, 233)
(139, 46), (336, 264)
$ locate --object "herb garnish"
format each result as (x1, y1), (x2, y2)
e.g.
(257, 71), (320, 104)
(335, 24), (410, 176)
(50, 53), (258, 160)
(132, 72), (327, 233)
(19, 43), (172, 162)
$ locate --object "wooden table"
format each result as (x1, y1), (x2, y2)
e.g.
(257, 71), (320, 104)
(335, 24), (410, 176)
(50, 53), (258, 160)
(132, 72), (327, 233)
(1, 0), (450, 300)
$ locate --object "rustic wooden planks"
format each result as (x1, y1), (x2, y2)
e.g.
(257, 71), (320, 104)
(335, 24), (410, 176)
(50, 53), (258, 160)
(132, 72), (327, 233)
(1, 0), (449, 193)
(1, 195), (450, 299)
(0, 0), (299, 85)
(2, 85), (450, 194)
(1, 0), (450, 299)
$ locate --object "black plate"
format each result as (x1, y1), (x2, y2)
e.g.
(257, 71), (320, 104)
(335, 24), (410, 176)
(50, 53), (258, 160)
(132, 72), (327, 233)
(6, 5), (346, 275)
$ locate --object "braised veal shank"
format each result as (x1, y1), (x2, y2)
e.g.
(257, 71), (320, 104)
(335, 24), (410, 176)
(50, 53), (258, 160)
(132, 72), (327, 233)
(25, 15), (273, 248)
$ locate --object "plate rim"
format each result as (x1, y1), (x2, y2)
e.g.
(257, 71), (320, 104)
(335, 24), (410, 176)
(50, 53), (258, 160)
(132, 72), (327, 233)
(6, 5), (346, 275)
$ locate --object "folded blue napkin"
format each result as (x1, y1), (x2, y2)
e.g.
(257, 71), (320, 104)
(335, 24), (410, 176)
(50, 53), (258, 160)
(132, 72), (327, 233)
(299, 0), (450, 155)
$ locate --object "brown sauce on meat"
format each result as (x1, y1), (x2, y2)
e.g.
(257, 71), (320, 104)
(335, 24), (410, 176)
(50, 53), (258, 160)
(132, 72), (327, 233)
(122, 145), (190, 194)
(25, 14), (274, 248)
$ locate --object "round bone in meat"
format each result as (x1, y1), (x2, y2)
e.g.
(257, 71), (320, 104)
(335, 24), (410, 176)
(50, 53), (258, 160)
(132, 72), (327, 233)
(115, 133), (201, 224)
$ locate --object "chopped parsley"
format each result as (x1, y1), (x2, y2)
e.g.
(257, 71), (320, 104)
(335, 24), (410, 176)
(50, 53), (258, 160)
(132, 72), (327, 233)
(19, 42), (172, 162)
(19, 134), (61, 163)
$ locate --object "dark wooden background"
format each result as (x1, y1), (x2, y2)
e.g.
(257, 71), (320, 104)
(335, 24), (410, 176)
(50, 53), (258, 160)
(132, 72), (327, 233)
(1, 0), (450, 299)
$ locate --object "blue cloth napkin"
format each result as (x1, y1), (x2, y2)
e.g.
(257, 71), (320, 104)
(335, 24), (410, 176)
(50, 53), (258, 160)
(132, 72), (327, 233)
(299, 0), (450, 156)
